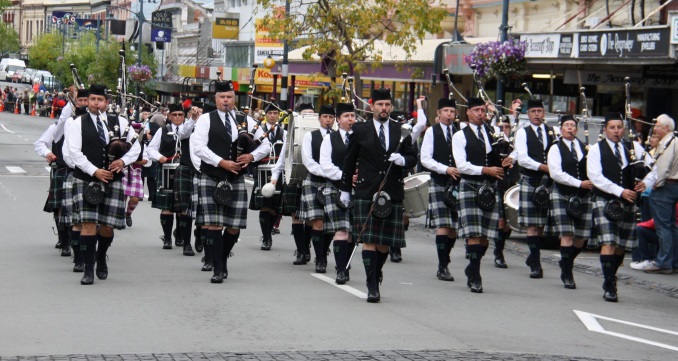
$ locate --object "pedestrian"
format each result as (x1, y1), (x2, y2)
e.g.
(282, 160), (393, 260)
(123, 123), (148, 229)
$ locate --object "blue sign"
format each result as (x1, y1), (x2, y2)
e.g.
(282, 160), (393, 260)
(151, 28), (171, 42)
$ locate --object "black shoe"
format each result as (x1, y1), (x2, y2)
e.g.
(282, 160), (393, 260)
(272, 227), (280, 235)
(494, 256), (508, 269)
(161, 236), (172, 249)
(201, 261), (213, 272)
(603, 283), (618, 302)
(390, 251), (402, 263)
(315, 258), (327, 273)
(174, 229), (183, 247)
(470, 278), (483, 293)
(210, 273), (223, 283)
(260, 238), (272, 250)
(73, 262), (84, 273)
(529, 265), (543, 279)
(125, 215), (133, 228)
(436, 267), (455, 281)
(55, 240), (62, 249)
(95, 258), (108, 280)
(465, 265), (473, 289)
(562, 278), (576, 289)
(366, 285), (380, 303)
(61, 247), (72, 257)
(293, 251), (307, 265)
(183, 244), (195, 256)
(305, 253), (311, 263)
(81, 268), (94, 285)
(336, 268), (348, 284)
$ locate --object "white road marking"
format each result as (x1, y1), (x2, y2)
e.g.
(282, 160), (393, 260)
(45, 167), (51, 172)
(399, 282), (413, 285)
(0, 124), (14, 134)
(311, 273), (367, 299)
(6, 166), (26, 174)
(574, 310), (678, 352)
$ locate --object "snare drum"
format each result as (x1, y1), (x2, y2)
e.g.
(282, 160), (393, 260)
(402, 172), (430, 218)
(503, 184), (526, 233)
(160, 163), (179, 191)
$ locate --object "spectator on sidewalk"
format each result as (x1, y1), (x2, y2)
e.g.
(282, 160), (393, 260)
(631, 204), (678, 270)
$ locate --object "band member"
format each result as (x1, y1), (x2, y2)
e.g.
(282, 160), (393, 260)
(251, 103), (286, 251)
(63, 84), (142, 285)
(587, 112), (648, 302)
(420, 98), (460, 281)
(192, 80), (270, 283)
(320, 103), (356, 283)
(339, 88), (417, 303)
(452, 97), (513, 293)
(514, 99), (554, 278)
(122, 123), (148, 228)
(547, 115), (594, 289)
(300, 105), (335, 272)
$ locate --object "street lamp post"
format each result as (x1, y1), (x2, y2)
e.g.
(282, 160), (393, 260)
(496, 0), (510, 105)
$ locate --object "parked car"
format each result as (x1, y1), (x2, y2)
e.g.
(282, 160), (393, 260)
(41, 74), (61, 92)
(0, 58), (27, 81)
(11, 69), (25, 83)
(22, 68), (35, 84)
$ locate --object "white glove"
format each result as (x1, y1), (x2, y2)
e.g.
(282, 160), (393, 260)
(340, 191), (351, 208)
(388, 153), (406, 166)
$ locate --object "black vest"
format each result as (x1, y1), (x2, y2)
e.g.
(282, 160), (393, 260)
(426, 123), (456, 185)
(179, 136), (196, 171)
(158, 124), (178, 158)
(200, 111), (234, 180)
(461, 124), (498, 181)
(330, 130), (349, 187)
(73, 113), (121, 182)
(521, 124), (553, 178)
(556, 139), (588, 194)
(52, 137), (67, 168)
(595, 140), (634, 200)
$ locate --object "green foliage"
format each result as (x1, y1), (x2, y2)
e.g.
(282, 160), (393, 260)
(0, 25), (20, 56)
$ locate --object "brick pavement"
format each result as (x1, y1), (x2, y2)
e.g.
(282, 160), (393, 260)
(0, 350), (635, 361)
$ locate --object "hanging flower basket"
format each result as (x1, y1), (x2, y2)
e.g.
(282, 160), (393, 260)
(464, 40), (527, 81)
(128, 64), (153, 83)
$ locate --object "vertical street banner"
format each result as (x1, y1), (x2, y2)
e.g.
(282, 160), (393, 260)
(151, 11), (172, 42)
(255, 18), (284, 64)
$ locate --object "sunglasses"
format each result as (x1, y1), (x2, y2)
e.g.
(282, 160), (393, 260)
(170, 112), (185, 117)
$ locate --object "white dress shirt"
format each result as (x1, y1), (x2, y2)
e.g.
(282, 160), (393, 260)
(191, 110), (270, 171)
(587, 138), (645, 197)
(302, 127), (331, 178)
(642, 133), (676, 189)
(452, 122), (492, 176)
(320, 128), (352, 181)
(515, 123), (548, 171)
(54, 102), (73, 142)
(373, 119), (390, 150)
(176, 118), (196, 140)
(34, 124), (56, 158)
(547, 138), (585, 188)
(61, 118), (76, 168)
(271, 137), (286, 182)
(420, 123), (453, 175)
(410, 108), (427, 145)
(63, 111), (141, 176)
(147, 124), (180, 162)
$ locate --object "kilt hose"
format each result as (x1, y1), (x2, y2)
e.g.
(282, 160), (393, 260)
(549, 187), (593, 240)
(43, 166), (68, 213)
(59, 171), (76, 226)
(457, 178), (501, 242)
(122, 165), (145, 198)
(589, 196), (637, 251)
(279, 182), (302, 217)
(427, 181), (457, 229)
(72, 178), (126, 229)
(518, 175), (550, 228)
(323, 183), (352, 234)
(173, 164), (194, 214)
(298, 176), (326, 221)
(194, 174), (248, 229)
(353, 198), (405, 248)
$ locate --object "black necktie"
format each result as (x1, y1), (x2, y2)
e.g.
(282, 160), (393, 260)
(477, 125), (485, 144)
(96, 116), (107, 144)
(327, 128), (331, 136)
(536, 126), (544, 146)
(344, 131), (350, 146)
(614, 143), (623, 166)
(570, 141), (578, 160)
(446, 125), (452, 148)
(223, 114), (232, 139)
(379, 124), (386, 150)
(175, 125), (179, 135)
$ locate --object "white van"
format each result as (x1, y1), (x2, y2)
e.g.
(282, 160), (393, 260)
(0, 58), (27, 81)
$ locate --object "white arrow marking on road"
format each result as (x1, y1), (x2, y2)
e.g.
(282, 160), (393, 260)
(574, 310), (678, 352)
(311, 273), (367, 299)
(45, 167), (51, 172)
(6, 166), (26, 174)
(0, 124), (15, 134)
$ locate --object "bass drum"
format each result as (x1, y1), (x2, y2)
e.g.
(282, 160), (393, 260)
(503, 185), (526, 233)
(402, 172), (430, 218)
(284, 113), (321, 186)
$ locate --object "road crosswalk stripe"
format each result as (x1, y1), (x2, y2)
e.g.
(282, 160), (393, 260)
(45, 167), (51, 172)
(311, 273), (367, 299)
(6, 166), (26, 174)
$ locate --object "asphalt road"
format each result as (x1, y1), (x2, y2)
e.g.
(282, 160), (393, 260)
(0, 113), (677, 360)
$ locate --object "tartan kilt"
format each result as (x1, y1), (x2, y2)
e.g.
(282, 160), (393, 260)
(457, 179), (501, 242)
(43, 167), (68, 213)
(248, 168), (282, 211)
(323, 183), (352, 233)
(279, 182), (302, 217)
(194, 174), (248, 229)
(298, 176), (326, 221)
(353, 198), (405, 248)
(427, 182), (457, 229)
(173, 164), (194, 213)
(152, 165), (175, 211)
(589, 196), (637, 250)
(549, 187), (593, 239)
(518, 176), (550, 228)
(122, 165), (144, 198)
(58, 172), (76, 226)
(72, 178), (126, 229)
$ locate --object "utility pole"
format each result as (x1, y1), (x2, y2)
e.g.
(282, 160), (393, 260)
(279, 0), (290, 110)
(497, 0), (509, 105)
(136, 0), (145, 98)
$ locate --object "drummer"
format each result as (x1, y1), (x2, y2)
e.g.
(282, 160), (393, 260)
(251, 102), (286, 251)
(420, 98), (460, 281)
(299, 105), (335, 273)
(147, 105), (187, 251)
(547, 114), (593, 289)
(319, 102), (356, 283)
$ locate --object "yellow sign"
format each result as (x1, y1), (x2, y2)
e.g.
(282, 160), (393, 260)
(178, 65), (196, 78)
(255, 18), (284, 63)
(213, 17), (239, 39)
(254, 68), (331, 88)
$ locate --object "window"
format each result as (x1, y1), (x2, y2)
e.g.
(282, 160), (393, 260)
(225, 45), (252, 68)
